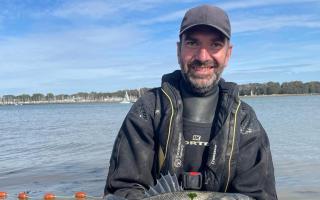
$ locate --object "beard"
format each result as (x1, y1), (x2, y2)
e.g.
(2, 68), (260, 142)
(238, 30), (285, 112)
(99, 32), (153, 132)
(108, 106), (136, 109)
(180, 59), (224, 95)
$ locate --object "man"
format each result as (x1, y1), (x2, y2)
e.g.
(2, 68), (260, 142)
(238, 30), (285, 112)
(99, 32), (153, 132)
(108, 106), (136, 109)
(105, 5), (277, 200)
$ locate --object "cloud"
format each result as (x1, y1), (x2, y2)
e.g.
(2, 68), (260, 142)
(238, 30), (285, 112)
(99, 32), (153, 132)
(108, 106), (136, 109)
(225, 59), (320, 84)
(218, 0), (319, 10)
(226, 63), (313, 74)
(0, 24), (149, 73)
(233, 15), (320, 33)
(147, 11), (312, 36)
(139, 10), (186, 25)
(136, 0), (320, 26)
(0, 21), (175, 94)
(52, 1), (115, 19)
(227, 64), (320, 86)
(141, 12), (320, 35)
(0, 0), (319, 94)
(51, 0), (189, 20)
(0, 0), (159, 23)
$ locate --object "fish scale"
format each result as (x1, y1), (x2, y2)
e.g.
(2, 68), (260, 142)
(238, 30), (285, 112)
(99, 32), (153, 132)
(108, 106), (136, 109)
(144, 191), (253, 200)
(105, 174), (254, 200)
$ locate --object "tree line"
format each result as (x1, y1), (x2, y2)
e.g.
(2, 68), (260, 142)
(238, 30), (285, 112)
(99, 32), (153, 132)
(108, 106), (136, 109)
(239, 81), (320, 96)
(1, 81), (320, 104)
(0, 88), (150, 104)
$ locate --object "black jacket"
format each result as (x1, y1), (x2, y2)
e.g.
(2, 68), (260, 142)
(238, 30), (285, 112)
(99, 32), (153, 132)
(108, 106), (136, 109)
(105, 70), (277, 200)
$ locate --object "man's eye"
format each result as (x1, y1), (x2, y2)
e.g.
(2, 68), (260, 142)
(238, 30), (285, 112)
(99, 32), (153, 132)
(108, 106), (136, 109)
(211, 42), (224, 49)
(185, 41), (197, 47)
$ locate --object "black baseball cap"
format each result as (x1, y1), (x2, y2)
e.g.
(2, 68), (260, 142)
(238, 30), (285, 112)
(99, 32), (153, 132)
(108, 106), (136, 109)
(179, 5), (231, 39)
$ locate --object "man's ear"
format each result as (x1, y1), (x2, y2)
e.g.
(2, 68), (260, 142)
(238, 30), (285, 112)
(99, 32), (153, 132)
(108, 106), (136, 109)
(224, 43), (233, 67)
(177, 41), (181, 65)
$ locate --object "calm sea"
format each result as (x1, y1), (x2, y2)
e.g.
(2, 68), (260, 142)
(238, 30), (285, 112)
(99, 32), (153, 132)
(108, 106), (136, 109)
(0, 95), (319, 200)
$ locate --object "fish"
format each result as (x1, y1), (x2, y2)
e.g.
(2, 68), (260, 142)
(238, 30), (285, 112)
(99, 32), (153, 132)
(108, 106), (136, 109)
(104, 174), (254, 200)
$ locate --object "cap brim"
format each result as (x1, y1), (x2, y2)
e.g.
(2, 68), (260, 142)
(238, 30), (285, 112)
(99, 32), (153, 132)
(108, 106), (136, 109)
(179, 23), (230, 39)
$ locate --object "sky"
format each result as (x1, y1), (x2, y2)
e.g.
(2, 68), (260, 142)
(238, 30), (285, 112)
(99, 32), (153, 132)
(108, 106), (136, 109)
(0, 0), (319, 95)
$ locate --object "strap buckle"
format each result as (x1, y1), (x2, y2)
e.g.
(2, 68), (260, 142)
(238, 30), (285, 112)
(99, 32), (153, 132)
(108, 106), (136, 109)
(182, 172), (202, 190)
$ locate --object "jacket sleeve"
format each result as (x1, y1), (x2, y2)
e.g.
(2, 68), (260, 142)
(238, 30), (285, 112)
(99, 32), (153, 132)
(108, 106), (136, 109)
(229, 102), (278, 200)
(104, 92), (156, 199)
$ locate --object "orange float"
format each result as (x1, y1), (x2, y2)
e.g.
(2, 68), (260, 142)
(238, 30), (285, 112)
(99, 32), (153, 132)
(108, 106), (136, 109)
(43, 193), (55, 200)
(0, 192), (8, 198)
(75, 192), (87, 199)
(18, 192), (28, 200)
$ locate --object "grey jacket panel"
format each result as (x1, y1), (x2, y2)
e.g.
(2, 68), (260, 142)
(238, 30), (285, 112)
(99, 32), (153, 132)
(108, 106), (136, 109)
(105, 91), (158, 199)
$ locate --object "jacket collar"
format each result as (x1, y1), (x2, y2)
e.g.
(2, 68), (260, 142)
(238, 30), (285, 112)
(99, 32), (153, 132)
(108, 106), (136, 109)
(161, 70), (240, 127)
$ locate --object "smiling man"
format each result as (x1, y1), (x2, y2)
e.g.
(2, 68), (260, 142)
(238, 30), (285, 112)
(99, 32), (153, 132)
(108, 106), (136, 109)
(105, 5), (277, 200)
(178, 25), (232, 94)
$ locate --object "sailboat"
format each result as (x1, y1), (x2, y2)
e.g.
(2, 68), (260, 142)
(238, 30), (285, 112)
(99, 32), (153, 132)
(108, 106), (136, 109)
(120, 91), (131, 104)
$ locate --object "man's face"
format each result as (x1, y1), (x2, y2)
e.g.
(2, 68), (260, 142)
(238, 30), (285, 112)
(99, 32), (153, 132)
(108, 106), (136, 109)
(177, 27), (232, 94)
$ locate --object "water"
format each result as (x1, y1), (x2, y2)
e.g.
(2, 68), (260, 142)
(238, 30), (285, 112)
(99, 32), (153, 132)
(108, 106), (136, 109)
(242, 95), (320, 200)
(0, 95), (319, 199)
(0, 103), (131, 199)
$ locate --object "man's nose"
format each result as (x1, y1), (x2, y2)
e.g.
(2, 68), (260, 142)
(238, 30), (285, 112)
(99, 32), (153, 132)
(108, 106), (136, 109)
(195, 47), (211, 62)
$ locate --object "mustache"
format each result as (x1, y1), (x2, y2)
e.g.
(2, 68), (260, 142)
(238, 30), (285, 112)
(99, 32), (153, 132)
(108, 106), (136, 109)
(189, 60), (215, 68)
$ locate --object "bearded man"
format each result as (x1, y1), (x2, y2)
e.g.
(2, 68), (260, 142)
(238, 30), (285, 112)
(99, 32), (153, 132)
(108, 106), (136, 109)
(104, 5), (277, 200)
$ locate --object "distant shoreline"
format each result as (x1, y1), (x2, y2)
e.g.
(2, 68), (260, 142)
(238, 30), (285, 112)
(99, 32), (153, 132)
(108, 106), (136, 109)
(241, 93), (320, 98)
(2, 81), (319, 105)
(0, 99), (133, 106)
(1, 93), (319, 106)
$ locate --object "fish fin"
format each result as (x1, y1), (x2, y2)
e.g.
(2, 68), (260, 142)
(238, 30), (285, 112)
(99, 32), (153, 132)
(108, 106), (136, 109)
(104, 194), (127, 200)
(145, 173), (183, 197)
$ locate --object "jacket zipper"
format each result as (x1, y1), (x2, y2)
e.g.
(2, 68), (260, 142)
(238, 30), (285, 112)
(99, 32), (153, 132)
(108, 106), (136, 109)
(224, 100), (241, 192)
(160, 88), (175, 165)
